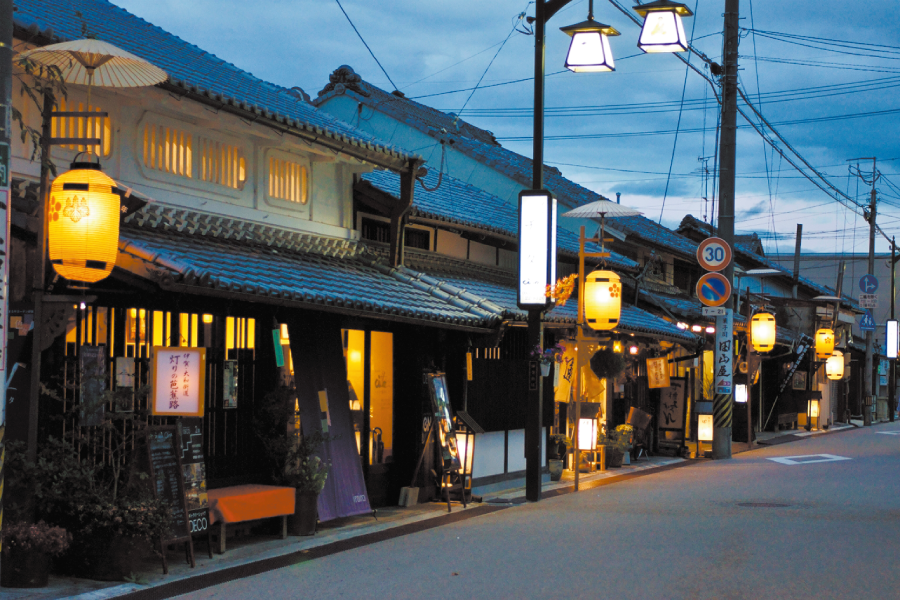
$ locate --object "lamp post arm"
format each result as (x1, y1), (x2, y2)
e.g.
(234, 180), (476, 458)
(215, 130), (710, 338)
(543, 0), (577, 23)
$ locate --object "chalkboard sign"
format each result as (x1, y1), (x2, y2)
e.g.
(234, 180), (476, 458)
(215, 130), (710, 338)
(177, 418), (210, 535)
(144, 426), (193, 549)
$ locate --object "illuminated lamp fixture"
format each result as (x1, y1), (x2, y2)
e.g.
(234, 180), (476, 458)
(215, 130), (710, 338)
(691, 324), (702, 333)
(454, 412), (482, 499)
(280, 323), (290, 344)
(887, 320), (898, 359)
(48, 160), (121, 283)
(697, 413), (713, 442)
(560, 0), (620, 73)
(815, 328), (835, 360)
(750, 312), (776, 353)
(676, 322), (688, 330)
(734, 383), (748, 404)
(202, 314), (214, 324)
(578, 418), (598, 451)
(584, 270), (621, 331)
(807, 398), (820, 431)
(629, 345), (639, 355)
(633, 0), (693, 53)
(825, 351), (844, 380)
(613, 340), (624, 353)
(705, 326), (715, 334)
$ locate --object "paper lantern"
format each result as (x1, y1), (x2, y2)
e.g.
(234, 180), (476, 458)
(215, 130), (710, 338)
(815, 328), (835, 360)
(697, 413), (714, 442)
(633, 0), (693, 53)
(48, 162), (120, 282)
(750, 312), (776, 353)
(560, 19), (620, 73)
(584, 270), (621, 331)
(578, 418), (598, 451)
(826, 351), (844, 380)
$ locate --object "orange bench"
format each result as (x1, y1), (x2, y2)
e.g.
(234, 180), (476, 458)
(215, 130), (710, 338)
(208, 484), (295, 553)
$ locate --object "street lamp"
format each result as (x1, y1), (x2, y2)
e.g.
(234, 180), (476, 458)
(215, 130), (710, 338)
(750, 312), (776, 353)
(584, 269), (622, 330)
(560, 8), (620, 73)
(815, 328), (835, 360)
(633, 0), (694, 53)
(826, 351), (845, 380)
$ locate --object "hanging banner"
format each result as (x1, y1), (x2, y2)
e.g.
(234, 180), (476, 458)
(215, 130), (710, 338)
(553, 340), (577, 403)
(714, 309), (734, 395)
(151, 347), (206, 417)
(647, 357), (671, 389)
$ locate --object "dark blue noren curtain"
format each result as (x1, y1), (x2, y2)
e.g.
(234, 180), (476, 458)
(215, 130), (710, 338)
(286, 314), (371, 521)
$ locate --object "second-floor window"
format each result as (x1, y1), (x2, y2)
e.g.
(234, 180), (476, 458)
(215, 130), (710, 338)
(143, 122), (193, 178)
(200, 138), (247, 190)
(268, 156), (308, 204)
(52, 97), (112, 157)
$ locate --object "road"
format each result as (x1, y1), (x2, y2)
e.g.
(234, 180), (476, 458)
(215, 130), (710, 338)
(178, 424), (900, 599)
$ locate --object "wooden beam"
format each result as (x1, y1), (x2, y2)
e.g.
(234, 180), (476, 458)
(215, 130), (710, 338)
(49, 137), (101, 146)
(389, 159), (424, 267)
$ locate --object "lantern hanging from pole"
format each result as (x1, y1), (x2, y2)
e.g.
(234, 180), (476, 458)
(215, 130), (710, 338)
(584, 269), (621, 330)
(750, 312), (776, 353)
(826, 351), (844, 380)
(633, 0), (693, 53)
(815, 328), (835, 360)
(560, 13), (620, 73)
(48, 161), (121, 283)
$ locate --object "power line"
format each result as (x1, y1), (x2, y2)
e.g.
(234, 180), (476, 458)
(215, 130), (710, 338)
(333, 0), (399, 91)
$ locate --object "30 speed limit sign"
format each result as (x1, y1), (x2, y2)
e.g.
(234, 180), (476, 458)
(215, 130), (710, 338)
(697, 237), (732, 272)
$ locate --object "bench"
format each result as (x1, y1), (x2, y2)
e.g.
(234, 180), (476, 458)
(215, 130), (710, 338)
(208, 484), (295, 554)
(777, 412), (798, 430)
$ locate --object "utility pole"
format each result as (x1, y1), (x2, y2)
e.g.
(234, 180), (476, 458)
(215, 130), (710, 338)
(890, 237), (896, 422)
(864, 158), (877, 426)
(712, 0), (739, 459)
(0, 0), (13, 575)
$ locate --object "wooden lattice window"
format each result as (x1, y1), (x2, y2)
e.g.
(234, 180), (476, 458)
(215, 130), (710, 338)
(51, 97), (112, 156)
(143, 123), (193, 178)
(199, 138), (247, 190)
(268, 156), (308, 204)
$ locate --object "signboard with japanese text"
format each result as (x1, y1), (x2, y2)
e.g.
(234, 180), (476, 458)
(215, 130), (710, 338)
(647, 357), (671, 389)
(151, 347), (206, 417)
(178, 418), (210, 535)
(859, 293), (878, 309)
(553, 341), (577, 403)
(714, 309), (734, 394)
(517, 190), (557, 308)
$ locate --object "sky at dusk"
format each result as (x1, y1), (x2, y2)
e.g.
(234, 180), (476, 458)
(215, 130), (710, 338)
(113, 0), (900, 256)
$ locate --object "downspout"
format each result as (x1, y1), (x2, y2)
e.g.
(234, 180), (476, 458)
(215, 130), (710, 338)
(390, 158), (424, 267)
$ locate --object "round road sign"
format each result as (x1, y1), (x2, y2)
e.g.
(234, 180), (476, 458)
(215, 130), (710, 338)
(859, 274), (879, 293)
(696, 237), (732, 272)
(696, 272), (732, 307)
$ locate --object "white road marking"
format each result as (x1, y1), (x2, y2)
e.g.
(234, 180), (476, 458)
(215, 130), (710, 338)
(768, 454), (851, 465)
(875, 431), (900, 435)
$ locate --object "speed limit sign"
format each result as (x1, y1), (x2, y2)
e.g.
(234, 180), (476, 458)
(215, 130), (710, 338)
(697, 237), (732, 272)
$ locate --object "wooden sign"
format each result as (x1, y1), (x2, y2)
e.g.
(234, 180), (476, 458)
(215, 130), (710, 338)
(142, 426), (194, 572)
(647, 357), (670, 389)
(151, 347), (206, 417)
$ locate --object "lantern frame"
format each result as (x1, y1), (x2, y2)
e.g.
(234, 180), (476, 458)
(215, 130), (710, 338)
(454, 410), (484, 497)
(583, 269), (622, 331)
(577, 417), (598, 451)
(750, 312), (776, 353)
(633, 0), (693, 53)
(560, 18), (620, 73)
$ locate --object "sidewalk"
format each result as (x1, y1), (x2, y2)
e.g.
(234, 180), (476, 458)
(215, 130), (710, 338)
(4, 422), (870, 600)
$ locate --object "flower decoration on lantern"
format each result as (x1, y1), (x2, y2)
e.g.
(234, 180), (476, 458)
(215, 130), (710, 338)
(750, 312), (776, 353)
(48, 159), (121, 283)
(584, 270), (621, 331)
(815, 328), (835, 360)
(545, 273), (578, 306)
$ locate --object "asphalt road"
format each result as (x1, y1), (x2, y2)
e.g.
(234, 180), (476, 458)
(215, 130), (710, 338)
(177, 424), (900, 600)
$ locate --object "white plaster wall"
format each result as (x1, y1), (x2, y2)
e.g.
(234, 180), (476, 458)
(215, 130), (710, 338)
(472, 431), (506, 479)
(436, 230), (468, 260)
(468, 241), (496, 266)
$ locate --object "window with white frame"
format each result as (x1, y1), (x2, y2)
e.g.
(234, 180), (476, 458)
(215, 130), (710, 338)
(267, 154), (309, 204)
(52, 97), (112, 157)
(143, 122), (193, 178)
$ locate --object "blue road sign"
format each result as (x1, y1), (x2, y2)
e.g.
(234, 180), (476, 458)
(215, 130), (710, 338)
(859, 274), (879, 293)
(860, 310), (877, 332)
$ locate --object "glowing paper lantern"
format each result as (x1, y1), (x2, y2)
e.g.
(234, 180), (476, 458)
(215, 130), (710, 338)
(48, 162), (121, 282)
(633, 0), (693, 53)
(584, 270), (621, 331)
(697, 414), (714, 442)
(560, 19), (620, 73)
(826, 351), (844, 380)
(750, 312), (776, 353)
(815, 328), (835, 360)
(578, 418), (598, 451)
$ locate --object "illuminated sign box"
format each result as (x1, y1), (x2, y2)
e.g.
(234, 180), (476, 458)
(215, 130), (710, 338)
(887, 320), (899, 359)
(151, 347), (207, 417)
(517, 190), (557, 309)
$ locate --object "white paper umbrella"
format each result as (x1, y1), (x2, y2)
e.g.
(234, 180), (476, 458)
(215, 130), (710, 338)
(16, 38), (167, 88)
(562, 199), (642, 219)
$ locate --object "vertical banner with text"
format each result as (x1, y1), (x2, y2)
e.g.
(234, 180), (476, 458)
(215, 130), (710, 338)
(715, 309), (734, 395)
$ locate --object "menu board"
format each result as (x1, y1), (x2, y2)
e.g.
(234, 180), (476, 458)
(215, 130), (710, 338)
(425, 372), (462, 471)
(178, 418), (210, 534)
(144, 426), (192, 545)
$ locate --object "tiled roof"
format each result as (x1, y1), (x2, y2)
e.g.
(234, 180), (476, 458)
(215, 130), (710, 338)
(606, 215), (700, 261)
(13, 0), (416, 167)
(119, 207), (498, 330)
(360, 169), (638, 270)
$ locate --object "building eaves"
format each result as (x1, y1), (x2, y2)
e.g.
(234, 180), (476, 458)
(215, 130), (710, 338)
(12, 0), (418, 172)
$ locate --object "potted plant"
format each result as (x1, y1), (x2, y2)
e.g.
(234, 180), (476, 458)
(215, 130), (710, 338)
(547, 434), (571, 481)
(255, 387), (331, 536)
(589, 347), (627, 381)
(596, 424), (632, 468)
(530, 343), (565, 377)
(0, 522), (71, 588)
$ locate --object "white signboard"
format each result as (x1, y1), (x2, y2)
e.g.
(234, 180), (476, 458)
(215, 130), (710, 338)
(518, 191), (556, 307)
(151, 347), (206, 417)
(714, 308), (734, 395)
(859, 293), (878, 309)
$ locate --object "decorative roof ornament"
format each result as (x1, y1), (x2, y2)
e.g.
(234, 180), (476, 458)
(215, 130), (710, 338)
(318, 65), (370, 97)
